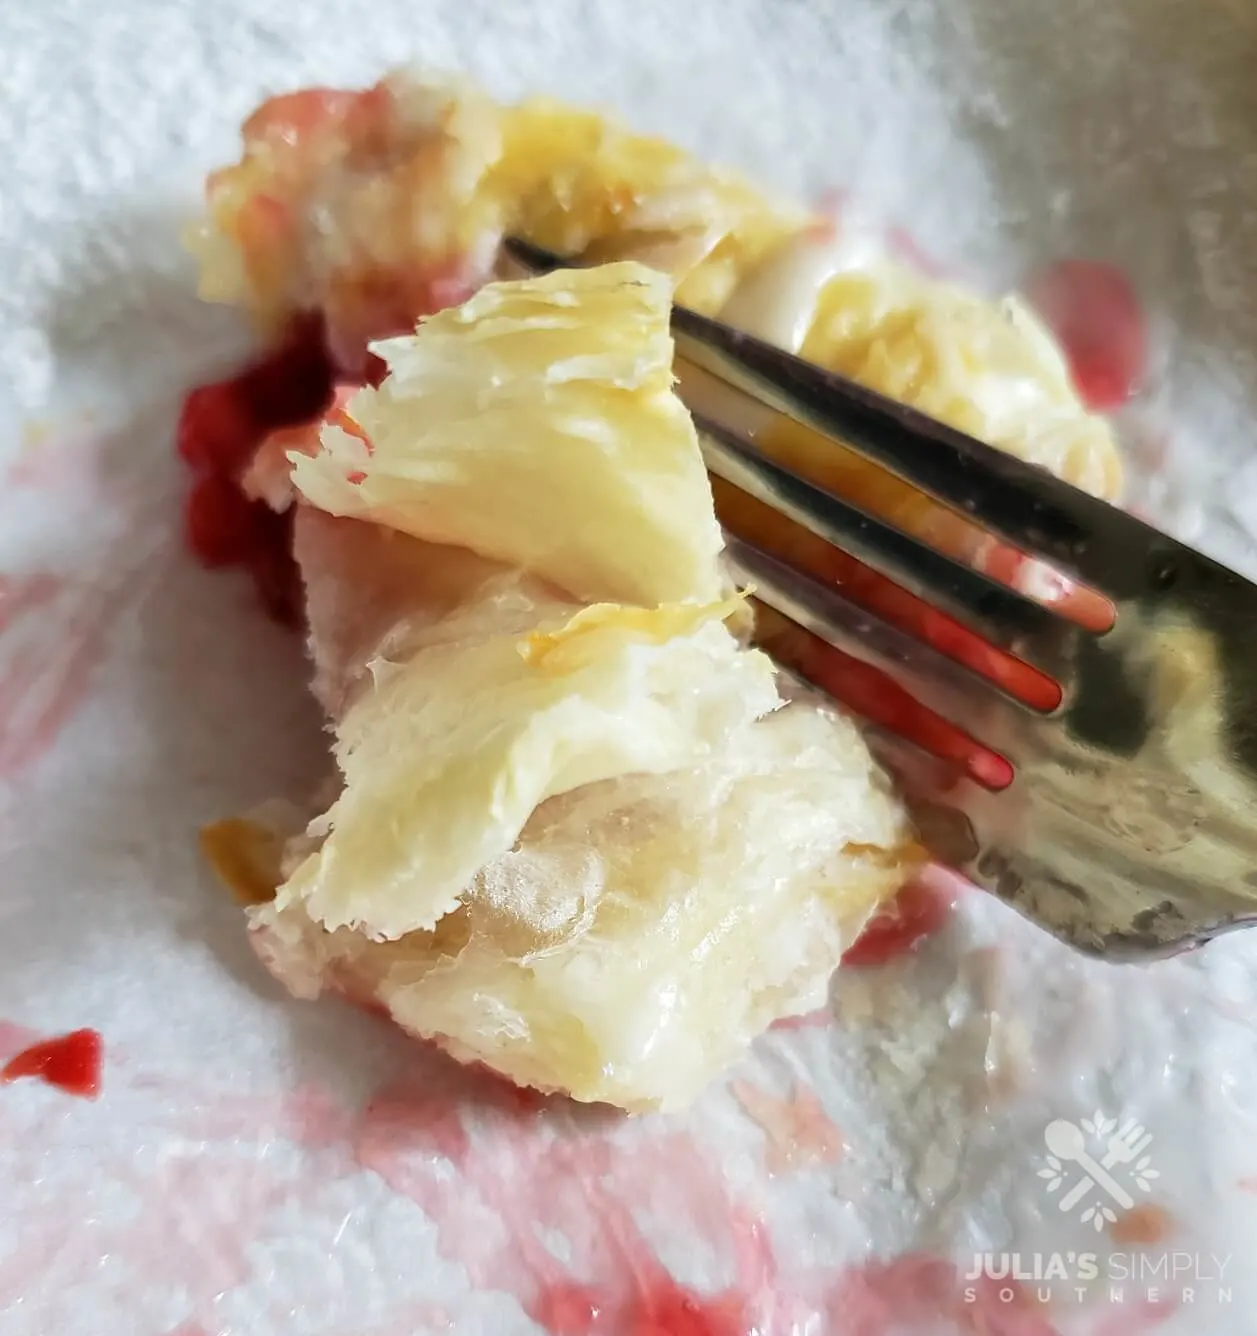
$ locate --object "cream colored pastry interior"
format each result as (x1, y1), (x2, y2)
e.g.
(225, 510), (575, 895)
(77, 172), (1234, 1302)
(234, 265), (916, 1112)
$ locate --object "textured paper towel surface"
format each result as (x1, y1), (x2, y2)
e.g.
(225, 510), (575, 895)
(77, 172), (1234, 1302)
(2, 2), (1257, 1333)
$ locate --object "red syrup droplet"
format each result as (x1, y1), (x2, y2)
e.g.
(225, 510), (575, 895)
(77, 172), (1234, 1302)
(2, 1028), (103, 1099)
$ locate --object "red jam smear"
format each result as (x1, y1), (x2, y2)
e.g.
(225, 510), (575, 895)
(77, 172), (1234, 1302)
(1022, 259), (1149, 413)
(533, 1277), (745, 1336)
(629, 1279), (746, 1336)
(2, 1028), (103, 1099)
(176, 314), (335, 623)
(534, 1283), (602, 1335)
(841, 877), (960, 968)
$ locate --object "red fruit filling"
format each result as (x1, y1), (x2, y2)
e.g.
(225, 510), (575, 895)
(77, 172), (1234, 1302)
(175, 314), (334, 624)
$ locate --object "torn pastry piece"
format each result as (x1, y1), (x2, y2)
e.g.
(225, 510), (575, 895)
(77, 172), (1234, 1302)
(186, 70), (804, 367)
(204, 263), (919, 1111)
(187, 69), (1122, 503)
(721, 226), (1122, 498)
(189, 74), (1128, 1108)
(281, 586), (778, 942)
(250, 697), (909, 1111)
(290, 262), (726, 607)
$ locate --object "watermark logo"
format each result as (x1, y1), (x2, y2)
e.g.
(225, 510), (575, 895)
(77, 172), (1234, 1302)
(964, 1252), (1232, 1308)
(964, 1113), (1231, 1310)
(1037, 1110), (1159, 1229)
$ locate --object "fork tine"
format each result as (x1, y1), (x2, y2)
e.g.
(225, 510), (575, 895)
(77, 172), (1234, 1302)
(669, 304), (1175, 596)
(699, 411), (1072, 675)
(727, 535), (1035, 785)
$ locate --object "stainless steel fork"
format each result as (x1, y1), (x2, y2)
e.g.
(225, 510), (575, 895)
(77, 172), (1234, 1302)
(505, 237), (1257, 960)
